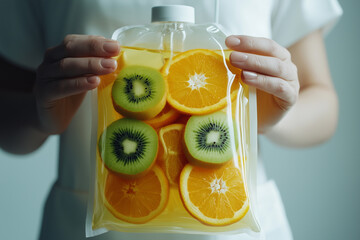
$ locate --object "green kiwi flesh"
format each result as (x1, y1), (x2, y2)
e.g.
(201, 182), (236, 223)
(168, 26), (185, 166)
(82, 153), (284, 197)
(98, 118), (158, 177)
(112, 65), (166, 120)
(184, 111), (234, 167)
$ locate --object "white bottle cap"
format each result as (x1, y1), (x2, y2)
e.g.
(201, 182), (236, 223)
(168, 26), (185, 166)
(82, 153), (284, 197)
(151, 5), (195, 23)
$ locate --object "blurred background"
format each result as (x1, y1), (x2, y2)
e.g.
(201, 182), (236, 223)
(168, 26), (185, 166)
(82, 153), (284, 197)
(261, 0), (360, 239)
(0, 1), (359, 239)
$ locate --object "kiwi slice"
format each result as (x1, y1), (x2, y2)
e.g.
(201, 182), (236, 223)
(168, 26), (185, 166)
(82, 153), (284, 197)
(183, 111), (235, 167)
(98, 118), (158, 178)
(112, 65), (166, 120)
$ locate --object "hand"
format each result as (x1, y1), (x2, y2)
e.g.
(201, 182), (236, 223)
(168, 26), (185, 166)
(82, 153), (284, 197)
(34, 34), (120, 134)
(225, 35), (300, 133)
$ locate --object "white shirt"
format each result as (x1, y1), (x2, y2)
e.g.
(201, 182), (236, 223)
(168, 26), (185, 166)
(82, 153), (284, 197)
(0, 1), (342, 239)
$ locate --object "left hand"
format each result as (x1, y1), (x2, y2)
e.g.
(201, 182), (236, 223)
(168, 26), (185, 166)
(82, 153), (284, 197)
(225, 35), (300, 133)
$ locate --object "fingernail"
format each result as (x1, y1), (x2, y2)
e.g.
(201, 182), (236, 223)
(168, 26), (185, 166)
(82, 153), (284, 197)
(226, 36), (241, 46)
(101, 58), (117, 69)
(103, 41), (119, 53)
(87, 76), (100, 84)
(243, 71), (257, 80)
(231, 52), (248, 62)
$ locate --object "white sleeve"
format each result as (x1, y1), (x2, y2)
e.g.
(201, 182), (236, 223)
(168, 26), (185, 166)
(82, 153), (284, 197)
(0, 0), (45, 70)
(271, 0), (343, 48)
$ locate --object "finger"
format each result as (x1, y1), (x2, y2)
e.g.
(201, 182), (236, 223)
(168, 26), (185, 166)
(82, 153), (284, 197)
(230, 51), (296, 80)
(225, 35), (291, 61)
(44, 34), (120, 63)
(39, 57), (117, 79)
(242, 71), (298, 108)
(40, 76), (100, 101)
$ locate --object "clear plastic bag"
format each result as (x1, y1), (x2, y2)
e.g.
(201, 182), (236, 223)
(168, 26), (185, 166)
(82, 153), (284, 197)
(87, 5), (260, 238)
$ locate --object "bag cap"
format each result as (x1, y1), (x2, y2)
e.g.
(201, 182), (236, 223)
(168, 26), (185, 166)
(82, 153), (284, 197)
(151, 5), (195, 23)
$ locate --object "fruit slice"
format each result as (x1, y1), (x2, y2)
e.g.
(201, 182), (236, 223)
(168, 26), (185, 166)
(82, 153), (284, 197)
(144, 103), (180, 129)
(158, 124), (187, 185)
(179, 162), (249, 226)
(99, 47), (165, 88)
(98, 118), (158, 178)
(112, 65), (166, 120)
(99, 52), (124, 88)
(120, 47), (165, 71)
(97, 83), (123, 130)
(104, 165), (169, 223)
(162, 49), (242, 115)
(183, 111), (235, 167)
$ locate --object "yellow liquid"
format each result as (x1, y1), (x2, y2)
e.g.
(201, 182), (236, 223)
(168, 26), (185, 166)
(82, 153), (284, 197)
(94, 46), (252, 233)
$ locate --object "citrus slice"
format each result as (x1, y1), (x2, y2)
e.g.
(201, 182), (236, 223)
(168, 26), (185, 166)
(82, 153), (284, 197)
(104, 165), (169, 224)
(99, 53), (123, 88)
(158, 124), (188, 185)
(99, 47), (165, 88)
(144, 103), (180, 129)
(179, 162), (249, 226)
(97, 83), (123, 131)
(162, 49), (242, 115)
(120, 47), (165, 71)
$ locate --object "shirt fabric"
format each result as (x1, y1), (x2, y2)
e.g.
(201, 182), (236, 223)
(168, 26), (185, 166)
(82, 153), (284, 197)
(0, 0), (342, 239)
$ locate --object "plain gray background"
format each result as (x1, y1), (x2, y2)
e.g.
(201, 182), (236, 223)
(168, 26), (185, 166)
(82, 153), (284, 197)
(0, 1), (359, 239)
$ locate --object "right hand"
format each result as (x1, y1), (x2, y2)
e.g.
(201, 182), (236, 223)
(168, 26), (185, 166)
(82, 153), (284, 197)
(34, 34), (120, 134)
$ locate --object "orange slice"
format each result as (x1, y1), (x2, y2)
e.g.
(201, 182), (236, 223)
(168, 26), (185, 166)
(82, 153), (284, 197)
(179, 162), (249, 226)
(99, 53), (124, 88)
(120, 47), (165, 71)
(97, 83), (123, 131)
(144, 103), (180, 129)
(104, 166), (169, 224)
(158, 124), (188, 185)
(162, 49), (242, 115)
(100, 47), (165, 88)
